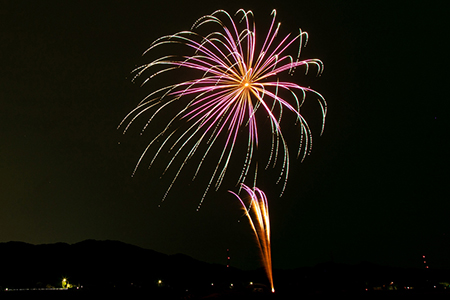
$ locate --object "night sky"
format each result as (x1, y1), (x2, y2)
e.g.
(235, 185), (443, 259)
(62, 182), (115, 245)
(1, 0), (447, 271)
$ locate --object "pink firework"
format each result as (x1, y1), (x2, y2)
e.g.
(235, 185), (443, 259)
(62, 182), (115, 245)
(120, 9), (326, 208)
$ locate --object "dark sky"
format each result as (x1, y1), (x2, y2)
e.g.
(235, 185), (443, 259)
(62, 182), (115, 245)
(1, 0), (447, 271)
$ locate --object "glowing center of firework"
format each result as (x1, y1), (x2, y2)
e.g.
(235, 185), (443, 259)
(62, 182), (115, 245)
(241, 80), (252, 89)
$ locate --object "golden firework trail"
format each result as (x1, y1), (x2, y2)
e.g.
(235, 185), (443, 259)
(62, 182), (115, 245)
(230, 184), (274, 293)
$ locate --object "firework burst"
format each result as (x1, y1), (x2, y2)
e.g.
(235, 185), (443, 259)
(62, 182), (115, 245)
(120, 9), (326, 208)
(230, 184), (274, 292)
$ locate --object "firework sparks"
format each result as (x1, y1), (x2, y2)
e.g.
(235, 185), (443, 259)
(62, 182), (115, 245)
(120, 9), (326, 208)
(230, 184), (274, 293)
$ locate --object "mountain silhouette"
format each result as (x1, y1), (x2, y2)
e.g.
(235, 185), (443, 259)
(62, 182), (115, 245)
(0, 240), (242, 291)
